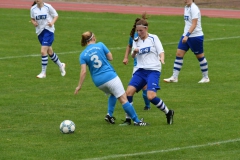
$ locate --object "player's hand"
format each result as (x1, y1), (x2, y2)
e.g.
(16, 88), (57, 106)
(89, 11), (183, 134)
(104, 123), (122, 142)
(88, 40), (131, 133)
(123, 58), (128, 65)
(182, 36), (188, 44)
(74, 86), (81, 95)
(32, 21), (38, 27)
(160, 58), (165, 64)
(47, 21), (53, 27)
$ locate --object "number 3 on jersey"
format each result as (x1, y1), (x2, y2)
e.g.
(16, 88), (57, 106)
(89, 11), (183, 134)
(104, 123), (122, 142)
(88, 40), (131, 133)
(90, 55), (102, 68)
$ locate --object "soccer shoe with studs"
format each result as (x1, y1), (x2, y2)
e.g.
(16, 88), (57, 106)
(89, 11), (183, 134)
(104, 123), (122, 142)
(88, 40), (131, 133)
(144, 106), (151, 110)
(60, 63), (66, 76)
(36, 73), (46, 78)
(134, 118), (149, 126)
(198, 77), (210, 83)
(104, 115), (116, 124)
(166, 110), (174, 125)
(119, 118), (131, 126)
(163, 76), (178, 83)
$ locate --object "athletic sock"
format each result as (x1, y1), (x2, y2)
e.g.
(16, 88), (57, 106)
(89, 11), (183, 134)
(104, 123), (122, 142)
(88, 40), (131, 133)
(107, 95), (117, 117)
(150, 97), (169, 114)
(198, 57), (209, 78)
(142, 89), (150, 107)
(122, 102), (140, 123)
(173, 56), (183, 78)
(41, 55), (48, 74)
(50, 52), (62, 67)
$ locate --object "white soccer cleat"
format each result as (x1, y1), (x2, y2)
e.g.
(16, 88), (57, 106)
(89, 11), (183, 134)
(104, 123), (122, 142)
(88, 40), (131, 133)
(163, 76), (178, 83)
(198, 77), (210, 83)
(36, 73), (46, 78)
(60, 63), (66, 76)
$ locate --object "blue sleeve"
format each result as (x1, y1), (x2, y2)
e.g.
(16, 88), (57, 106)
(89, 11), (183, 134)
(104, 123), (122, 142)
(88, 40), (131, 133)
(99, 42), (110, 55)
(128, 36), (133, 46)
(80, 52), (86, 65)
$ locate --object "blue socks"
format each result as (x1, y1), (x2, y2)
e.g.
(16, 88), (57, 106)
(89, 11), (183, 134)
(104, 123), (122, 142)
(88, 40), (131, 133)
(122, 102), (140, 123)
(107, 95), (117, 117)
(142, 89), (150, 108)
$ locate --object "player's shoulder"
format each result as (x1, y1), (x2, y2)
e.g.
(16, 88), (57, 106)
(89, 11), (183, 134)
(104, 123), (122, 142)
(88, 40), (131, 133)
(191, 3), (200, 10)
(30, 4), (37, 10)
(43, 3), (53, 8)
(148, 33), (159, 39)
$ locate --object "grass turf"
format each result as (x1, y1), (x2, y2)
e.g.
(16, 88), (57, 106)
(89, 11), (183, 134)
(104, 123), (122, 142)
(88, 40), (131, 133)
(0, 8), (239, 159)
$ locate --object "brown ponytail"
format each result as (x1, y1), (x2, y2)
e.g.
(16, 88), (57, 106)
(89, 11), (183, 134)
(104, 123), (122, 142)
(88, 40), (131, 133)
(81, 31), (94, 47)
(130, 12), (148, 40)
(32, 1), (36, 6)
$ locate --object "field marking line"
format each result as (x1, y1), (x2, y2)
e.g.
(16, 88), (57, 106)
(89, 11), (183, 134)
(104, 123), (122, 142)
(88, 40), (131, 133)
(0, 36), (240, 60)
(83, 138), (240, 160)
(1, 13), (240, 27)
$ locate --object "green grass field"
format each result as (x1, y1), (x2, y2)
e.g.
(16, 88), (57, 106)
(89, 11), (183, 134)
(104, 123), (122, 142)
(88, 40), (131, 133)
(0, 8), (239, 160)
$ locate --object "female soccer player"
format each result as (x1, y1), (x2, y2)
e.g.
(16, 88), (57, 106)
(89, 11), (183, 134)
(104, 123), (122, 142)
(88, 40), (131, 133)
(124, 14), (174, 125)
(74, 31), (148, 126)
(30, 0), (66, 78)
(164, 0), (209, 83)
(123, 16), (150, 111)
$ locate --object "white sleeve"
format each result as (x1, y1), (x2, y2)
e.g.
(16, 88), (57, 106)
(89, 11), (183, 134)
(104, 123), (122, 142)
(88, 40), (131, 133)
(154, 35), (164, 55)
(191, 5), (200, 19)
(30, 8), (34, 19)
(49, 5), (58, 17)
(131, 40), (137, 55)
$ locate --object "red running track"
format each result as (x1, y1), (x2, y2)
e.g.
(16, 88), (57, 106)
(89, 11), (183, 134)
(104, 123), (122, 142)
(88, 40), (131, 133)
(1, 0), (240, 19)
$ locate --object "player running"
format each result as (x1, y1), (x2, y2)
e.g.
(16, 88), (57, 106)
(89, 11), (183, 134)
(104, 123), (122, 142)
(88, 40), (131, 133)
(30, 0), (66, 78)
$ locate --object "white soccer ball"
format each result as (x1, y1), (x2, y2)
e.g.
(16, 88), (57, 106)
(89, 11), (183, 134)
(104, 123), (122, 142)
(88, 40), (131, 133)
(60, 120), (75, 134)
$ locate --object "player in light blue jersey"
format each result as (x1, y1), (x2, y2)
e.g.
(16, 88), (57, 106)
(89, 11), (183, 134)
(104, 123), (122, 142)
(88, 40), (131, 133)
(164, 0), (209, 83)
(30, 0), (66, 78)
(123, 17), (150, 111)
(123, 14), (174, 125)
(74, 31), (148, 126)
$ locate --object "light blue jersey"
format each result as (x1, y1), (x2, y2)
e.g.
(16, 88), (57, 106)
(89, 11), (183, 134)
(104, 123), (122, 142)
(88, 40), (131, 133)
(128, 32), (138, 67)
(80, 42), (117, 87)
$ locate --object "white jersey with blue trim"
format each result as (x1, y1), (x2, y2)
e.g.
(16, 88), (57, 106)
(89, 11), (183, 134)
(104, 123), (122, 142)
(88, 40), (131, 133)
(30, 3), (58, 35)
(183, 2), (203, 37)
(132, 33), (164, 72)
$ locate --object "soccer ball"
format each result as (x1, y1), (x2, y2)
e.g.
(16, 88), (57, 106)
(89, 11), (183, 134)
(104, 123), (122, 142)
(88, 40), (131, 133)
(60, 120), (75, 134)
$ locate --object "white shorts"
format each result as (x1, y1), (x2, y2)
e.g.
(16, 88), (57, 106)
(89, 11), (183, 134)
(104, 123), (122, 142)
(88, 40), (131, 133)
(98, 76), (125, 98)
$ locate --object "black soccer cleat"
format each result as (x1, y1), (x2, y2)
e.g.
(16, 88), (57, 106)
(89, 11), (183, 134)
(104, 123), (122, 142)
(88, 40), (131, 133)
(143, 106), (151, 110)
(166, 110), (174, 125)
(119, 118), (131, 126)
(134, 118), (149, 126)
(105, 115), (116, 124)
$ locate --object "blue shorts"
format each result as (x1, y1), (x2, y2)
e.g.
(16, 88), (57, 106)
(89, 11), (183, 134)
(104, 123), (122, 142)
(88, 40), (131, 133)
(178, 36), (204, 55)
(38, 29), (54, 46)
(128, 68), (161, 92)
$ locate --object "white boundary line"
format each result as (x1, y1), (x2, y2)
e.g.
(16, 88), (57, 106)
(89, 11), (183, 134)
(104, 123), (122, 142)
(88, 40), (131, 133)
(0, 36), (240, 60)
(83, 138), (240, 160)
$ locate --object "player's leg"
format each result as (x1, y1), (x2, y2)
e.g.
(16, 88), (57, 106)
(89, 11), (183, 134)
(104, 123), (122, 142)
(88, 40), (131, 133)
(118, 93), (148, 126)
(122, 69), (146, 125)
(164, 36), (188, 83)
(189, 36), (209, 83)
(44, 30), (66, 77)
(148, 71), (174, 124)
(36, 30), (48, 78)
(142, 85), (150, 110)
(104, 94), (117, 124)
(196, 53), (209, 83)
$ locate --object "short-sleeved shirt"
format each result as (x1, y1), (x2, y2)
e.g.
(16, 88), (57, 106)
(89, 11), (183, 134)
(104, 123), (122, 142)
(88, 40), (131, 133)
(80, 42), (117, 87)
(30, 3), (58, 35)
(132, 33), (164, 72)
(128, 32), (138, 67)
(183, 2), (203, 37)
